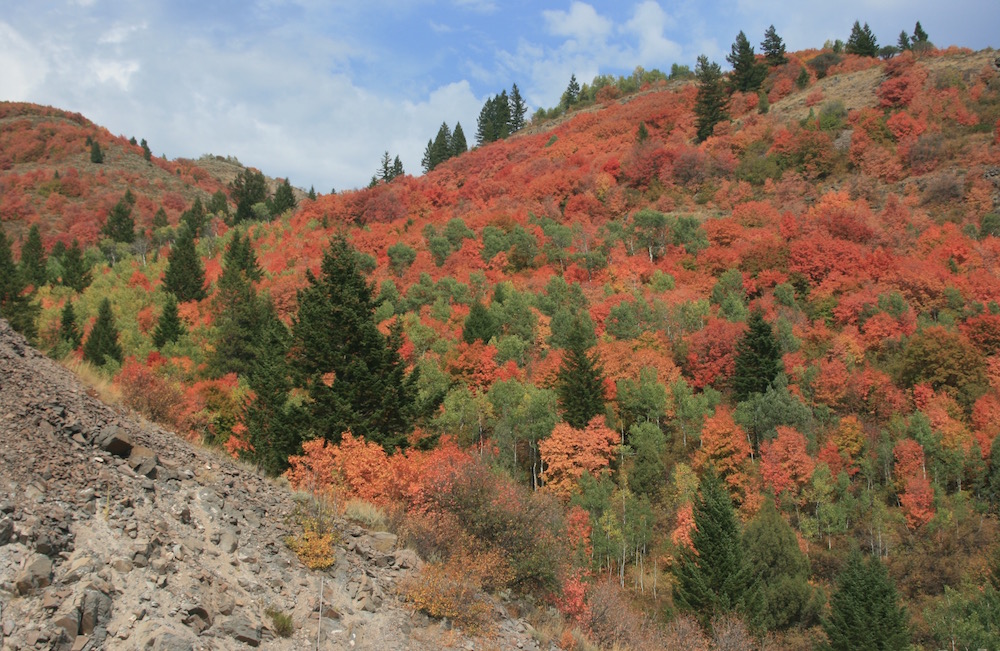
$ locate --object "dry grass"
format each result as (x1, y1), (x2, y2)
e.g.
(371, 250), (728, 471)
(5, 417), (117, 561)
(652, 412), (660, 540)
(343, 499), (388, 531)
(59, 356), (121, 405)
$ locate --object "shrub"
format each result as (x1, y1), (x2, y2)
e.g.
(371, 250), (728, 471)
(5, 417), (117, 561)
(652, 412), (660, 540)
(400, 559), (493, 633)
(116, 360), (183, 426)
(265, 608), (293, 638)
(344, 499), (388, 531)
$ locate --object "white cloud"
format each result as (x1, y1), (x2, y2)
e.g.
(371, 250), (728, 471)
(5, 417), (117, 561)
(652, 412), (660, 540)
(622, 1), (682, 64)
(543, 2), (612, 43)
(98, 22), (147, 45)
(92, 59), (140, 90)
(0, 23), (48, 100)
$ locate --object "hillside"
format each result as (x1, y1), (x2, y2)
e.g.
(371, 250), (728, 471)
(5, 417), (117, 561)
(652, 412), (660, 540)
(3, 42), (1000, 649)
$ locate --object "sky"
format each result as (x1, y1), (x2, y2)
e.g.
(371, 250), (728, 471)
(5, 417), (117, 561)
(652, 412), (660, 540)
(1, 1), (997, 193)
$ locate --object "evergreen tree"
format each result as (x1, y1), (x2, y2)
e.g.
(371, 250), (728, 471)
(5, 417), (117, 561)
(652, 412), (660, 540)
(761, 25), (788, 66)
(82, 298), (123, 366)
(476, 94), (511, 145)
(912, 21), (929, 45)
(451, 122), (468, 157)
(628, 421), (667, 499)
(89, 140), (104, 164)
(152, 207), (169, 230)
(727, 31), (767, 92)
(673, 469), (757, 626)
(102, 195), (136, 243)
(561, 74), (581, 109)
(636, 121), (649, 143)
(229, 167), (269, 224)
(307, 186), (317, 200)
(555, 315), (606, 429)
(429, 122), (452, 171)
(60, 239), (91, 292)
(269, 178), (297, 215)
(59, 299), (82, 349)
(0, 225), (39, 339)
(392, 155), (404, 179)
(824, 550), (909, 650)
(509, 83), (528, 132)
(732, 308), (782, 402)
(208, 232), (263, 376)
(845, 21), (879, 57)
(163, 225), (207, 302)
(292, 236), (418, 451)
(222, 231), (263, 282)
(180, 197), (207, 237)
(694, 55), (729, 142)
(140, 138), (152, 161)
(462, 300), (500, 344)
(19, 224), (47, 288)
(744, 499), (821, 631)
(421, 139), (434, 173)
(897, 30), (911, 51)
(152, 294), (185, 348)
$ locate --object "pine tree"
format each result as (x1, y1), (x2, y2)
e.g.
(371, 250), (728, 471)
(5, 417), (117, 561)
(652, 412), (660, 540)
(229, 167), (269, 224)
(152, 294), (185, 348)
(163, 225), (207, 302)
(179, 197), (207, 238)
(673, 469), (757, 626)
(102, 195), (136, 243)
(727, 31), (767, 93)
(60, 239), (91, 292)
(82, 298), (123, 366)
(292, 236), (417, 451)
(208, 231), (263, 376)
(429, 122), (452, 171)
(911, 21), (932, 54)
(392, 155), (404, 179)
(897, 30), (911, 51)
(509, 83), (528, 132)
(269, 178), (297, 215)
(732, 308), (782, 402)
(824, 550), (909, 650)
(845, 21), (879, 57)
(59, 299), (82, 349)
(152, 207), (169, 230)
(19, 224), (47, 288)
(89, 140), (104, 164)
(462, 300), (499, 344)
(555, 315), (606, 429)
(0, 225), (39, 340)
(140, 138), (152, 161)
(761, 25), (788, 66)
(694, 55), (729, 142)
(421, 139), (434, 173)
(562, 74), (581, 109)
(636, 121), (649, 142)
(451, 122), (468, 157)
(307, 186), (317, 200)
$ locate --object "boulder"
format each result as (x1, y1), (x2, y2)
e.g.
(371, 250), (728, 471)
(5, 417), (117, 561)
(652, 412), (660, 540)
(216, 615), (261, 647)
(15, 553), (53, 594)
(0, 517), (12, 546)
(128, 445), (159, 478)
(95, 426), (132, 458)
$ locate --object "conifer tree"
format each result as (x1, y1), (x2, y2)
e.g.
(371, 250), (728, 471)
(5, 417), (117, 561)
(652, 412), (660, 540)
(230, 168), (269, 224)
(152, 294), (185, 348)
(421, 139), (434, 173)
(269, 178), (297, 215)
(462, 300), (499, 344)
(89, 140), (104, 164)
(846, 21), (879, 57)
(179, 197), (207, 238)
(897, 30), (911, 51)
(694, 55), (729, 142)
(911, 21), (932, 54)
(761, 25), (788, 66)
(0, 225), (39, 339)
(555, 315), (606, 429)
(824, 550), (909, 650)
(140, 138), (152, 161)
(208, 232), (263, 376)
(429, 122), (452, 171)
(82, 298), (122, 366)
(59, 299), (82, 349)
(509, 83), (528, 132)
(307, 186), (317, 200)
(292, 236), (417, 451)
(102, 195), (136, 243)
(19, 224), (47, 288)
(673, 469), (757, 626)
(60, 239), (91, 293)
(727, 31), (767, 92)
(451, 122), (468, 157)
(561, 74), (581, 109)
(732, 308), (782, 402)
(152, 207), (169, 230)
(163, 225), (207, 302)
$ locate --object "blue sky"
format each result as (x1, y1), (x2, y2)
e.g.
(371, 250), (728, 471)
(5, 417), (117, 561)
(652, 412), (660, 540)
(1, 1), (996, 192)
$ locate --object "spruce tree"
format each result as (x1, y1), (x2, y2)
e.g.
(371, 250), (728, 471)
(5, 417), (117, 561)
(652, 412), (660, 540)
(180, 197), (207, 237)
(229, 167), (268, 224)
(292, 236), (417, 451)
(429, 122), (452, 171)
(152, 294), (185, 348)
(509, 83), (528, 132)
(846, 21), (879, 57)
(163, 225), (207, 302)
(562, 74), (581, 109)
(140, 138), (152, 161)
(555, 315), (606, 429)
(912, 21), (929, 45)
(462, 300), (500, 344)
(269, 178), (297, 215)
(208, 232), (263, 376)
(673, 469), (757, 627)
(152, 207), (169, 230)
(82, 298), (123, 366)
(0, 225), (39, 339)
(102, 195), (136, 243)
(421, 139), (434, 173)
(897, 30), (911, 51)
(89, 140), (104, 164)
(451, 122), (468, 157)
(824, 550), (909, 650)
(694, 55), (729, 142)
(727, 31), (767, 92)
(60, 239), (91, 292)
(19, 224), (47, 288)
(732, 308), (782, 402)
(59, 299), (82, 349)
(761, 25), (788, 66)
(307, 186), (317, 201)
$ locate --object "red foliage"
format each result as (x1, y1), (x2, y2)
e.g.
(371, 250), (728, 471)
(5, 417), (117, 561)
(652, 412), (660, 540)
(683, 318), (746, 390)
(900, 475), (935, 529)
(540, 417), (621, 501)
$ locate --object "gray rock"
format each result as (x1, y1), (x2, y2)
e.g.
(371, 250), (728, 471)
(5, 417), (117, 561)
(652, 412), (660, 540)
(15, 553), (53, 594)
(128, 445), (159, 478)
(217, 615), (262, 647)
(95, 426), (132, 458)
(370, 531), (397, 553)
(0, 517), (12, 546)
(79, 589), (112, 636)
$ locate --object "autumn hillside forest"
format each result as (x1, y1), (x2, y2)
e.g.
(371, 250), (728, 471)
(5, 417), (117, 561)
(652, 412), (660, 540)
(3, 20), (1000, 649)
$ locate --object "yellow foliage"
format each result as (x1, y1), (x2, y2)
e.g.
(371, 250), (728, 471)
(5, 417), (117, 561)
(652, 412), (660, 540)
(285, 517), (339, 570)
(400, 560), (493, 634)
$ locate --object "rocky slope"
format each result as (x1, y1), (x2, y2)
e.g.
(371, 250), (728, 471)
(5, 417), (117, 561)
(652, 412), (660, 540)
(0, 319), (542, 651)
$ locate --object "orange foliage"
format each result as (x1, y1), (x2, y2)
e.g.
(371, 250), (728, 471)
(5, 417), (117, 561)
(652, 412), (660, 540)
(695, 407), (753, 504)
(683, 318), (746, 389)
(900, 475), (935, 529)
(540, 417), (621, 501)
(760, 426), (815, 503)
(671, 501), (695, 551)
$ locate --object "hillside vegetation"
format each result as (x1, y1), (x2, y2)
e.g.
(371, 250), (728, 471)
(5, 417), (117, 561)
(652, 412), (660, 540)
(3, 37), (1000, 649)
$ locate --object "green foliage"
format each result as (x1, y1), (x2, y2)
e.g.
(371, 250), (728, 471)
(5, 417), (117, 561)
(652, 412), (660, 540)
(926, 584), (1000, 651)
(387, 242), (417, 276)
(152, 294), (185, 348)
(463, 300), (499, 344)
(102, 195), (136, 244)
(761, 25), (788, 66)
(508, 84), (527, 133)
(59, 240), (92, 293)
(82, 298), (123, 367)
(808, 52), (842, 79)
(265, 608), (293, 638)
(980, 212), (1000, 239)
(744, 499), (822, 631)
(627, 421), (667, 499)
(140, 138), (152, 161)
(824, 550), (909, 650)
(476, 91), (511, 145)
(732, 309), (783, 402)
(163, 226), (207, 302)
(694, 55), (729, 142)
(898, 326), (987, 408)
(89, 140), (104, 164)
(556, 315), (606, 429)
(734, 380), (812, 452)
(19, 225), (47, 288)
(561, 74), (581, 109)
(208, 233), (268, 377)
(846, 21), (879, 58)
(727, 31), (767, 93)
(0, 225), (39, 340)
(673, 469), (757, 627)
(230, 167), (269, 224)
(269, 178), (297, 216)
(796, 66), (811, 89)
(59, 299), (82, 349)
(292, 236), (417, 451)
